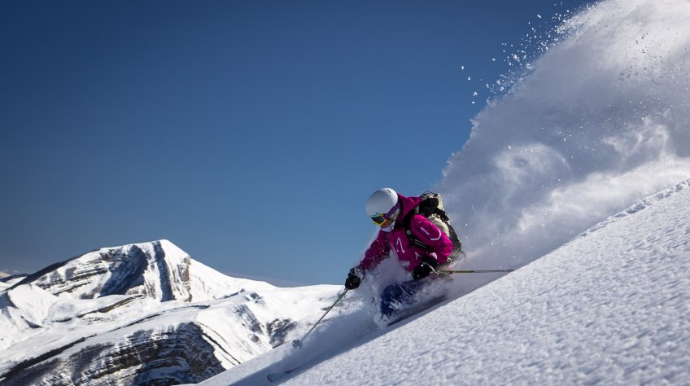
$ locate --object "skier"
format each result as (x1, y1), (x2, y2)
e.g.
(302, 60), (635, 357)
(344, 188), (455, 321)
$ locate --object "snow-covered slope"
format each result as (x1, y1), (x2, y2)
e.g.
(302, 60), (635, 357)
(0, 240), (341, 385)
(199, 179), (690, 385)
(0, 274), (25, 293)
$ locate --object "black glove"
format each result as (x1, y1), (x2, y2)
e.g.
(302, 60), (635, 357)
(345, 267), (363, 290)
(413, 255), (439, 280)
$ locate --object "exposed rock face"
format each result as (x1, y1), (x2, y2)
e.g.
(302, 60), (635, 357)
(16, 240), (196, 302)
(2, 323), (225, 386)
(0, 240), (340, 386)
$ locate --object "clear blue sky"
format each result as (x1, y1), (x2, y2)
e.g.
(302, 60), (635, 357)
(0, 0), (594, 286)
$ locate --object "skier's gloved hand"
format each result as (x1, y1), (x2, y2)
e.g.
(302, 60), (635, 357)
(413, 255), (439, 280)
(345, 267), (363, 290)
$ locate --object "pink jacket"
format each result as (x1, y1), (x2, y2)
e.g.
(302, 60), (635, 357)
(358, 194), (454, 273)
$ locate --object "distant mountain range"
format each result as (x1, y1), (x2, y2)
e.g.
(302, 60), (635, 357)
(0, 240), (340, 385)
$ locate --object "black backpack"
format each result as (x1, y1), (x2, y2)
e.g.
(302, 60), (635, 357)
(401, 191), (464, 265)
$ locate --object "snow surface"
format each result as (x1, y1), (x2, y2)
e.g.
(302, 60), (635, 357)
(0, 275), (24, 293)
(197, 179), (690, 385)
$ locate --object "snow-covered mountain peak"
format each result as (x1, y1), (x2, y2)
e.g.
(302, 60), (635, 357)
(0, 240), (341, 385)
(10, 239), (270, 303)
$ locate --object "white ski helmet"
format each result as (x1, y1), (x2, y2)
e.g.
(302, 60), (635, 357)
(366, 188), (399, 220)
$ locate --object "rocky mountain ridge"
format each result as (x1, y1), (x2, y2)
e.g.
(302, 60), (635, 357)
(0, 240), (340, 385)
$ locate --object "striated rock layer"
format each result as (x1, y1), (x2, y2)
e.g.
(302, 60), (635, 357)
(0, 240), (340, 385)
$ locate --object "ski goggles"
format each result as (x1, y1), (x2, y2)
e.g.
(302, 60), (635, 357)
(370, 203), (400, 226)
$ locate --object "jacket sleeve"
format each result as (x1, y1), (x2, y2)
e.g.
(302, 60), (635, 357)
(409, 215), (454, 265)
(358, 230), (390, 272)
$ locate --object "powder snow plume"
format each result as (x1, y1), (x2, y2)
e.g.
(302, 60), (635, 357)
(439, 0), (690, 287)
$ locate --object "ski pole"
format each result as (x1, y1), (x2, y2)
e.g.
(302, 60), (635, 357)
(292, 289), (349, 348)
(437, 269), (515, 274)
(422, 261), (515, 275)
